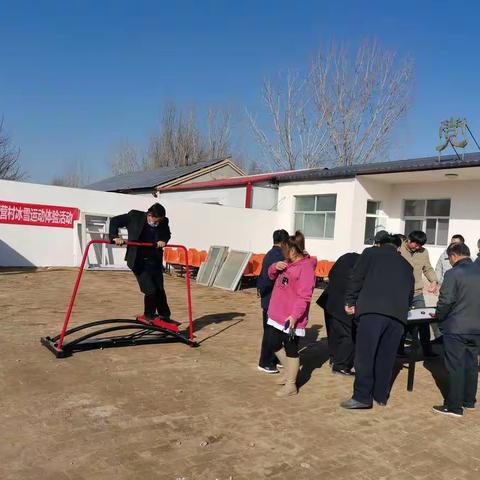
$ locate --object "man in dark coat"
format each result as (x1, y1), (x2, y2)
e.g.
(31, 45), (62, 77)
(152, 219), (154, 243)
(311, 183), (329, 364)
(256, 229), (289, 373)
(109, 203), (171, 322)
(433, 242), (480, 417)
(318, 252), (360, 375)
(341, 234), (414, 409)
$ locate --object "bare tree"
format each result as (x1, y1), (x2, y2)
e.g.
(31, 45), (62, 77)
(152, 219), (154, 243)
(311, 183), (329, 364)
(248, 71), (329, 171)
(51, 163), (90, 188)
(311, 40), (414, 166)
(109, 141), (141, 175)
(0, 118), (24, 180)
(146, 104), (205, 169)
(207, 107), (231, 159)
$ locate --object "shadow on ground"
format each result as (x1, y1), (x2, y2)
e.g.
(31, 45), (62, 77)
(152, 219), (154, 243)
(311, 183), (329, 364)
(194, 312), (246, 343)
(297, 325), (331, 388)
(391, 344), (446, 397)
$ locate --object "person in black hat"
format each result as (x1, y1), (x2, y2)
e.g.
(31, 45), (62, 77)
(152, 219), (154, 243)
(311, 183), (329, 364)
(341, 234), (414, 409)
(109, 203), (171, 323)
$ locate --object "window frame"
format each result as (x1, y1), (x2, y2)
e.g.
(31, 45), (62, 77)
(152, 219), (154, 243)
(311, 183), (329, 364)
(364, 200), (387, 245)
(403, 198), (451, 246)
(294, 194), (337, 239)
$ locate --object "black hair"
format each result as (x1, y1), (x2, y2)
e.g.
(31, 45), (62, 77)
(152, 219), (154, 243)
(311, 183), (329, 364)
(447, 242), (471, 258)
(273, 229), (289, 244)
(148, 203), (166, 218)
(294, 230), (305, 252)
(397, 234), (407, 242)
(451, 234), (465, 243)
(373, 230), (388, 245)
(284, 236), (304, 256)
(408, 230), (427, 246)
(379, 233), (402, 248)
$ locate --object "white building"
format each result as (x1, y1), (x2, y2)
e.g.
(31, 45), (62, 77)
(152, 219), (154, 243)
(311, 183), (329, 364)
(1, 153), (480, 267)
(158, 152), (480, 263)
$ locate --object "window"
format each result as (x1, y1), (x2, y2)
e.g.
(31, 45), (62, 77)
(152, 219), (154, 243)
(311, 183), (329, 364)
(403, 199), (451, 245)
(294, 195), (336, 238)
(364, 201), (387, 245)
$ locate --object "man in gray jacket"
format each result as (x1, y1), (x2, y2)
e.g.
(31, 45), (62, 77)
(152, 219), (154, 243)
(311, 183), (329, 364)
(433, 242), (480, 417)
(433, 234), (465, 341)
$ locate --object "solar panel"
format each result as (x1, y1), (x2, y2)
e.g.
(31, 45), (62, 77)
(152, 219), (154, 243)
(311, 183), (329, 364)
(213, 250), (252, 292)
(196, 246), (228, 286)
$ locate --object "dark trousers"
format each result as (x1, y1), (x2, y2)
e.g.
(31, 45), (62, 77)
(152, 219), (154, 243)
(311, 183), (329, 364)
(353, 313), (404, 405)
(135, 260), (171, 319)
(329, 314), (355, 371)
(412, 295), (432, 353)
(267, 326), (300, 358)
(324, 310), (334, 362)
(258, 309), (278, 368)
(443, 334), (480, 412)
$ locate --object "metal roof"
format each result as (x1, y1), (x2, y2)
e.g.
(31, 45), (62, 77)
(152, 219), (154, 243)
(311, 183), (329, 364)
(86, 158), (231, 192)
(278, 152), (480, 183)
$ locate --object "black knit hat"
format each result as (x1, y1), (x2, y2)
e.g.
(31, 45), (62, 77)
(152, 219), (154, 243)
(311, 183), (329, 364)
(374, 230), (389, 244)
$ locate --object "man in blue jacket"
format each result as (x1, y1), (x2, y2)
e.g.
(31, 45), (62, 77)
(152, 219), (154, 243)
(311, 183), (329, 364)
(433, 242), (480, 417)
(257, 229), (289, 373)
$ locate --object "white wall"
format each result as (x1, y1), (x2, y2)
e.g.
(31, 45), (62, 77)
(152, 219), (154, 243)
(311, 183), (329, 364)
(388, 180), (480, 264)
(251, 186), (278, 211)
(277, 178), (358, 260)
(158, 186), (247, 208)
(0, 180), (281, 267)
(276, 176), (480, 264)
(158, 185), (279, 211)
(351, 178), (393, 252)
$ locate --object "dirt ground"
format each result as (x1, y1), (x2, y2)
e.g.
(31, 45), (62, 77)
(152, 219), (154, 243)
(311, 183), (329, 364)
(0, 269), (479, 480)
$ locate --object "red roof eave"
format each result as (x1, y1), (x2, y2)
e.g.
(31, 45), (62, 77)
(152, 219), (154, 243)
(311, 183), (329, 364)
(157, 172), (281, 192)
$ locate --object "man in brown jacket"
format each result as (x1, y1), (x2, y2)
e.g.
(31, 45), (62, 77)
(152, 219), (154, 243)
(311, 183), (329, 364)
(400, 231), (438, 357)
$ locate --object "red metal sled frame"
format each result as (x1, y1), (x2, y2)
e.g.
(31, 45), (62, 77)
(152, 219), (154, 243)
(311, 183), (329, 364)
(42, 240), (195, 357)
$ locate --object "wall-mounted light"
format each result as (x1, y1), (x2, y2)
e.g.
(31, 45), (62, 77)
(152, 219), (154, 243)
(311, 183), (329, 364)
(445, 173), (459, 179)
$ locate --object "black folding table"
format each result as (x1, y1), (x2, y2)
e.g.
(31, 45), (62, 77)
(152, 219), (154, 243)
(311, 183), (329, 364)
(404, 307), (439, 391)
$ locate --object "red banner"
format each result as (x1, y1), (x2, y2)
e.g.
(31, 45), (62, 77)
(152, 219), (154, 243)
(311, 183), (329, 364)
(0, 200), (79, 228)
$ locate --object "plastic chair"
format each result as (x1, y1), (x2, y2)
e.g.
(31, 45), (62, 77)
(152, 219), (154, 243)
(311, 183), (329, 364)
(188, 248), (201, 268)
(168, 248), (181, 266)
(243, 258), (255, 277)
(315, 260), (330, 278)
(251, 254), (264, 277)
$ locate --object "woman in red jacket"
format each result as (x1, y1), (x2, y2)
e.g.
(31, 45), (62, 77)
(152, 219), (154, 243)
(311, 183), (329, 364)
(267, 236), (317, 396)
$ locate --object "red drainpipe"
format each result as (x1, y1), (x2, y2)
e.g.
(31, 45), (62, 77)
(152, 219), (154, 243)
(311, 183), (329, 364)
(245, 182), (253, 208)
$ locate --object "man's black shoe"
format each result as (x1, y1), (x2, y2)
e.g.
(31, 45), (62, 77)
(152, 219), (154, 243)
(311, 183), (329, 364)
(463, 403), (476, 410)
(432, 405), (463, 417)
(332, 368), (355, 377)
(340, 398), (372, 409)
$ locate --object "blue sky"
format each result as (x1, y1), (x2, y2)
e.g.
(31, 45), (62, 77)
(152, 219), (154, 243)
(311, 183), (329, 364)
(1, 0), (480, 184)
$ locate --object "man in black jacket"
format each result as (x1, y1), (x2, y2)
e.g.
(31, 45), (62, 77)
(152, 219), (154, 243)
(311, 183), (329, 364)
(433, 242), (480, 417)
(318, 252), (360, 376)
(341, 234), (414, 409)
(256, 229), (289, 373)
(109, 203), (171, 322)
